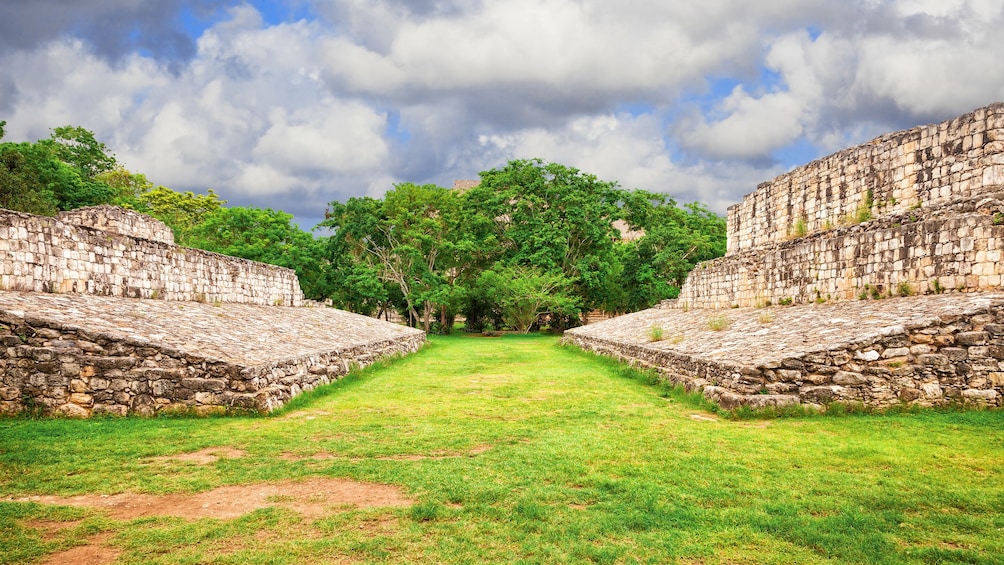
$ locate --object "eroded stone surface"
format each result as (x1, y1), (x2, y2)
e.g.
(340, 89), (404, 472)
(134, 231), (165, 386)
(0, 291), (425, 416)
(565, 293), (1004, 408)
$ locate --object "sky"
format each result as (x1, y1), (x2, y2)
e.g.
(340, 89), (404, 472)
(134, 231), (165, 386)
(1, 0), (1003, 231)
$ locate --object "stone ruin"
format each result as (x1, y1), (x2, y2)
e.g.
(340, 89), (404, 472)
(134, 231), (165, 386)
(0, 206), (425, 417)
(565, 102), (1004, 410)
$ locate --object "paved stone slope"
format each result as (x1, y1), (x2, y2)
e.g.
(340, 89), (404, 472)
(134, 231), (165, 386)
(0, 291), (425, 416)
(564, 293), (1004, 409)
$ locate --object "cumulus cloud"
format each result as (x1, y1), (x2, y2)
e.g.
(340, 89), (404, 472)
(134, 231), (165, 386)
(2, 0), (1004, 226)
(677, 0), (1004, 161)
(0, 0), (227, 63)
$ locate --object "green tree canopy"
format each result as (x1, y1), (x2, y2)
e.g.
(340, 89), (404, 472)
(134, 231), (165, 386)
(464, 158), (625, 312)
(189, 206), (328, 299)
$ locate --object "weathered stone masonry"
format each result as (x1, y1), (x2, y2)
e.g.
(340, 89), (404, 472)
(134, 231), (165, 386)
(680, 194), (1004, 309)
(727, 102), (1004, 254)
(680, 103), (1004, 309)
(1, 205), (304, 307)
(0, 206), (426, 417)
(0, 294), (425, 417)
(566, 103), (1004, 409)
(564, 294), (1004, 410)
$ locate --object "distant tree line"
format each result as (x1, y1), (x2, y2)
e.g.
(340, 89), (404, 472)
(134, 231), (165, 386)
(321, 158), (726, 333)
(1, 124), (725, 330)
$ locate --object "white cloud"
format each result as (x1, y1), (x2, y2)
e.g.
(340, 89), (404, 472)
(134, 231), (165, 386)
(475, 113), (781, 213)
(2, 0), (1004, 227)
(253, 104), (389, 175)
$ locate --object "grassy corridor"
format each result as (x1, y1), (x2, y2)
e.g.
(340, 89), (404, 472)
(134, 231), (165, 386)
(2, 334), (1004, 564)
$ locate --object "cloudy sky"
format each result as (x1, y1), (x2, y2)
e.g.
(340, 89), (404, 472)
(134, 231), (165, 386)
(2, 0), (1003, 229)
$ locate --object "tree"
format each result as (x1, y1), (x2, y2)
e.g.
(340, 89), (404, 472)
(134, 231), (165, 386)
(95, 167), (154, 208)
(0, 125), (119, 212)
(614, 192), (726, 310)
(0, 144), (58, 215)
(321, 183), (463, 332)
(464, 159), (624, 313)
(45, 126), (117, 179)
(188, 206), (330, 299)
(137, 186), (226, 245)
(476, 266), (579, 333)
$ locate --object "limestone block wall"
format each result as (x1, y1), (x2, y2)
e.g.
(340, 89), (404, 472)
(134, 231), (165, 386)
(0, 313), (425, 416)
(57, 206), (176, 245)
(726, 103), (1004, 254)
(678, 194), (1004, 308)
(0, 208), (304, 306)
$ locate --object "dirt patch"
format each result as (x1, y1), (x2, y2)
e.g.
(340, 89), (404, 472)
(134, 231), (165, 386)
(283, 410), (333, 420)
(18, 478), (414, 520)
(25, 519), (83, 541)
(688, 413), (719, 422)
(146, 447), (246, 465)
(41, 533), (118, 565)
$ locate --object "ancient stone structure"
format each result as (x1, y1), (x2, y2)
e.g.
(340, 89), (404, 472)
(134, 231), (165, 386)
(0, 293), (425, 417)
(566, 103), (1004, 410)
(1, 206), (303, 306)
(0, 206), (426, 417)
(680, 102), (1004, 309)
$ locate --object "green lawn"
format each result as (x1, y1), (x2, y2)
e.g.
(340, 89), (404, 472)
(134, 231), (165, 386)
(2, 334), (1003, 564)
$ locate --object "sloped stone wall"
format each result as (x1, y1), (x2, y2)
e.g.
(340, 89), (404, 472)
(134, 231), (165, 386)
(0, 208), (304, 306)
(564, 294), (1004, 409)
(727, 102), (1004, 254)
(0, 293), (426, 416)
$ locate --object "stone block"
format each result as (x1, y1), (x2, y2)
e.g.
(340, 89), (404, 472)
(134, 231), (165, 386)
(92, 404), (128, 417)
(800, 385), (841, 403)
(833, 371), (867, 386)
(55, 403), (89, 418)
(918, 354), (949, 366)
(854, 350), (880, 362)
(921, 383), (944, 398)
(961, 388), (999, 403)
(882, 347), (910, 359)
(941, 348), (969, 361)
(955, 331), (989, 346)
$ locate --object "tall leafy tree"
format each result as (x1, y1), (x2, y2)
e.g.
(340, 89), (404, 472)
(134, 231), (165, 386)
(464, 158), (625, 314)
(0, 143), (58, 215)
(0, 124), (119, 212)
(136, 186), (226, 245)
(188, 206), (329, 299)
(476, 266), (579, 333)
(321, 183), (464, 332)
(614, 192), (726, 310)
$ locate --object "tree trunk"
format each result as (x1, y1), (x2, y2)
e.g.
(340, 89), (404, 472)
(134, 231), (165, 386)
(422, 300), (432, 333)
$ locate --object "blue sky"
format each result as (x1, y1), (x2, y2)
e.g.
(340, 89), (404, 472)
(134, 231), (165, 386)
(1, 0), (1003, 230)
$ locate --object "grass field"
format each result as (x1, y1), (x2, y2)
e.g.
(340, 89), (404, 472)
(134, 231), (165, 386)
(2, 334), (1003, 564)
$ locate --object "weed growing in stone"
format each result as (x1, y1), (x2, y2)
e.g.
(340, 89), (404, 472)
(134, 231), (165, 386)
(706, 313), (730, 331)
(647, 325), (664, 342)
(932, 279), (945, 294)
(898, 281), (914, 296)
